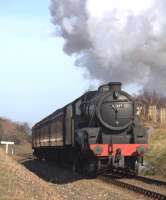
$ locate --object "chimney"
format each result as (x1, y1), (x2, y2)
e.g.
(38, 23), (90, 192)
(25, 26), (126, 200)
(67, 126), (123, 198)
(98, 82), (122, 93)
(108, 82), (122, 92)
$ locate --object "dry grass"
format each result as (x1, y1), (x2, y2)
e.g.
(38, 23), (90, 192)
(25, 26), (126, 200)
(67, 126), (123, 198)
(14, 141), (32, 155)
(0, 148), (62, 200)
(145, 128), (166, 177)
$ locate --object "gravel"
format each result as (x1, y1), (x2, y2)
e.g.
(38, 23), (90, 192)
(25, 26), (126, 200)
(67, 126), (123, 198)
(17, 157), (149, 200)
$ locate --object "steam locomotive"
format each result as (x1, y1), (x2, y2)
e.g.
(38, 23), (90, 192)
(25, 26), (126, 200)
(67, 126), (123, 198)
(32, 82), (148, 175)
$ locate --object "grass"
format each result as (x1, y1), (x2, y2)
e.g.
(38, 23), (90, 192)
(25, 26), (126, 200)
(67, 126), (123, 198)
(144, 128), (166, 177)
(0, 148), (61, 200)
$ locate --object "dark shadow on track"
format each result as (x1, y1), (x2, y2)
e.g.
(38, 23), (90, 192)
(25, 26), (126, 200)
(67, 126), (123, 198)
(20, 158), (83, 185)
(136, 176), (166, 186)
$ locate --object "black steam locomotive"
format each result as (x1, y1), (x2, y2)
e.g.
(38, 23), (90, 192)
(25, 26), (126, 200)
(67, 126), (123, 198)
(32, 82), (148, 175)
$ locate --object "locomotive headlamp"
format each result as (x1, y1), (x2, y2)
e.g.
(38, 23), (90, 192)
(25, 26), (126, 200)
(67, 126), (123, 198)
(94, 146), (103, 155)
(113, 91), (119, 99)
(115, 121), (119, 126)
(137, 146), (145, 154)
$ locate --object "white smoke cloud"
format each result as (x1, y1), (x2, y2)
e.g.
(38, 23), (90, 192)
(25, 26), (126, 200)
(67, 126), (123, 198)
(50, 0), (166, 93)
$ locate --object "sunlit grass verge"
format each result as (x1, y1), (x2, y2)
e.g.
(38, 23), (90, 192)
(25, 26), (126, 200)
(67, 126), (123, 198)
(144, 129), (166, 178)
(0, 148), (61, 200)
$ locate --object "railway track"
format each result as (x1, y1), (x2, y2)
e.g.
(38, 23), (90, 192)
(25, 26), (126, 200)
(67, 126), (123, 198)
(17, 154), (166, 199)
(136, 175), (166, 186)
(99, 174), (166, 200)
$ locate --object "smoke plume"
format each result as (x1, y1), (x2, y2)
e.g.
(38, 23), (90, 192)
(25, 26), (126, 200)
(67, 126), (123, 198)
(50, 0), (166, 93)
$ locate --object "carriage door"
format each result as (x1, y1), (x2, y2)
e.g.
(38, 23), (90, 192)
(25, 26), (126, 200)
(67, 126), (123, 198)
(65, 105), (73, 145)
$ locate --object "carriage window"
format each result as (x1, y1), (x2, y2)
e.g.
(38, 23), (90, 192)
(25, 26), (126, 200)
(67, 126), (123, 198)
(75, 100), (81, 115)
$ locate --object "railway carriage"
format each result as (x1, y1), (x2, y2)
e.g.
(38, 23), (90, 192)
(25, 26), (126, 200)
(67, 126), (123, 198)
(32, 82), (148, 175)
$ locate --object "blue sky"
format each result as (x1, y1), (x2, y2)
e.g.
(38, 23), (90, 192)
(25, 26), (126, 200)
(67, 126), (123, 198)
(0, 0), (90, 125)
(0, 0), (139, 126)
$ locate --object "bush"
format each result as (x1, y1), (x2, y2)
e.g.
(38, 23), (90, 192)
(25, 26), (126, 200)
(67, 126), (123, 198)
(145, 129), (166, 177)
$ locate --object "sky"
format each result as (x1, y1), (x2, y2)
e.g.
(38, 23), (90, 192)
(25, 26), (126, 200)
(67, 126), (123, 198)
(0, 0), (141, 126)
(0, 0), (90, 125)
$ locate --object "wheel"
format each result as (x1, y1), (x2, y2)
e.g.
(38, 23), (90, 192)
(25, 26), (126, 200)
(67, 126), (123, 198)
(82, 160), (97, 178)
